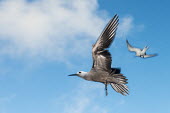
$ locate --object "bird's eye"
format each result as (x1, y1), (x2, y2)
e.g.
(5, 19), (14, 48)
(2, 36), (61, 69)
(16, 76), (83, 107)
(79, 72), (81, 73)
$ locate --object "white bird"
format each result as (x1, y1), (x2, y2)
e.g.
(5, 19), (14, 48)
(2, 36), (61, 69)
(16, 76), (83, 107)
(126, 40), (157, 58)
(68, 15), (129, 96)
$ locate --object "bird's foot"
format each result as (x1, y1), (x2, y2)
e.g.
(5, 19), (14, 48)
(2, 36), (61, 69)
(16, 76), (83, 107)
(105, 80), (108, 96)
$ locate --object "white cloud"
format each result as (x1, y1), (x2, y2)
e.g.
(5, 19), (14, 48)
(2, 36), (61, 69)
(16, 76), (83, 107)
(0, 0), (106, 61)
(117, 15), (145, 38)
(55, 81), (108, 113)
(0, 0), (138, 63)
(117, 16), (134, 38)
(54, 81), (127, 113)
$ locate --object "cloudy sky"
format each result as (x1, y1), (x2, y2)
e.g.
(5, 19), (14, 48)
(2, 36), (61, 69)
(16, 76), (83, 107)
(0, 0), (170, 113)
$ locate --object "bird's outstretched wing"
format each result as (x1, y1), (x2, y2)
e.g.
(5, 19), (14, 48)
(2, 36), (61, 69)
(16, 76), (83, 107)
(143, 54), (158, 58)
(126, 40), (141, 53)
(92, 14), (119, 71)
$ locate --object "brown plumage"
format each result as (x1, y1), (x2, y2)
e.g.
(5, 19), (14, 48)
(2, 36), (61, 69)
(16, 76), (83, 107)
(69, 15), (129, 96)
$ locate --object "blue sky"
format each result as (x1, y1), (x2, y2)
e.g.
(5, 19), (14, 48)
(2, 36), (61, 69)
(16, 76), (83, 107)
(0, 0), (169, 113)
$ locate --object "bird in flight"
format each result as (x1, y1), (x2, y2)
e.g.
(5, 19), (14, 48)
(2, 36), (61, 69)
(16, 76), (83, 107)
(126, 40), (157, 58)
(68, 15), (129, 96)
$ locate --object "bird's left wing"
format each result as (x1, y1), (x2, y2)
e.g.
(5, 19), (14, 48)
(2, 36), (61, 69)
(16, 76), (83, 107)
(92, 14), (119, 71)
(126, 40), (141, 52)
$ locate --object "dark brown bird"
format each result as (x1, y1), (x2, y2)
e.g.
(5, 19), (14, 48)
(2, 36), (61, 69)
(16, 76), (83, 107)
(69, 15), (129, 96)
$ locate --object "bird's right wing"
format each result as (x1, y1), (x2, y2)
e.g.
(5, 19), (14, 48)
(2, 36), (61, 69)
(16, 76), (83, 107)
(141, 46), (149, 54)
(92, 15), (119, 71)
(126, 40), (141, 53)
(143, 54), (158, 58)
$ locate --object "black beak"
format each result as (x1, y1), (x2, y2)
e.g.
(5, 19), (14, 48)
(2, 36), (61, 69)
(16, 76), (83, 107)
(68, 74), (77, 76)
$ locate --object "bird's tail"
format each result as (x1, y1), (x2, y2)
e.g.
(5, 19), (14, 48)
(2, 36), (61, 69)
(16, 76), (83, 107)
(110, 71), (129, 96)
(110, 83), (129, 96)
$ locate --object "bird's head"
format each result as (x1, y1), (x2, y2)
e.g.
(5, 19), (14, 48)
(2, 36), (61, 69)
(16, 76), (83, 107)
(68, 71), (87, 78)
